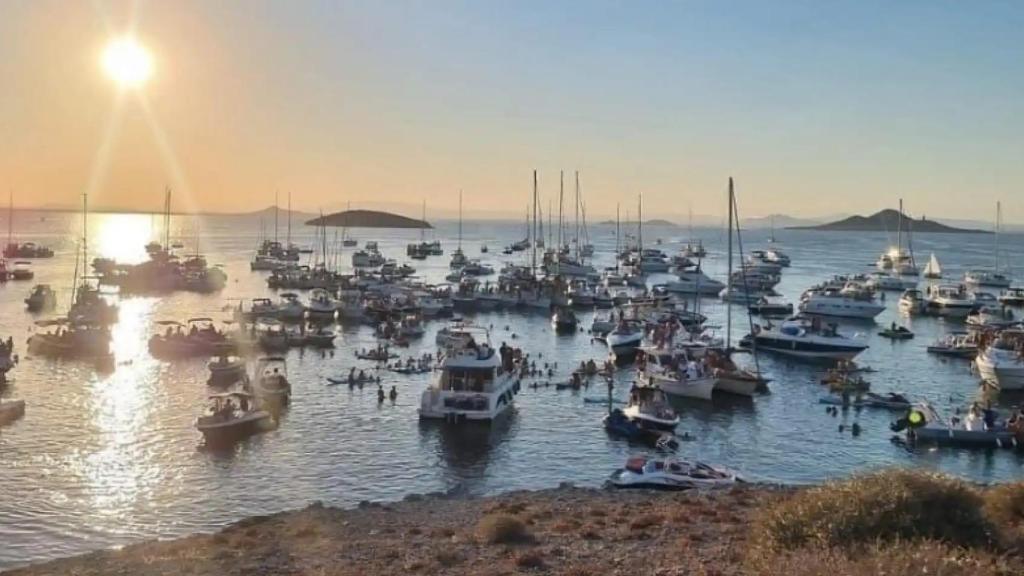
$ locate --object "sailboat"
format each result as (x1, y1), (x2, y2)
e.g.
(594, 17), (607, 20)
(3, 191), (54, 259)
(875, 199), (918, 276)
(923, 253), (942, 279)
(965, 202), (1011, 288)
(681, 205), (706, 259)
(449, 191), (467, 269)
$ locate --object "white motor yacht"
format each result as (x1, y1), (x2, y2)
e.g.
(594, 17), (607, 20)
(965, 270), (1012, 289)
(352, 249), (385, 268)
(419, 325), (518, 422)
(664, 269), (725, 296)
(609, 456), (741, 490)
(276, 293), (307, 322)
(898, 289), (926, 315)
(740, 316), (868, 361)
(1000, 288), (1024, 307)
(719, 285), (766, 305)
(866, 271), (917, 292)
(924, 284), (976, 318)
(640, 348), (715, 401)
(606, 319), (645, 358)
(764, 247), (791, 267)
(798, 287), (885, 320)
(975, 330), (1024, 390)
(966, 306), (1017, 329)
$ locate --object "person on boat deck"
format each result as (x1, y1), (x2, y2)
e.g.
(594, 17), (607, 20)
(358, 369), (366, 382)
(165, 326), (174, 337)
(686, 360), (699, 380)
(891, 321), (897, 332)
(377, 386), (385, 403)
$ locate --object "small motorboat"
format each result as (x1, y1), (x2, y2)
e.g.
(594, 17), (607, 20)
(926, 332), (979, 358)
(892, 402), (1021, 449)
(878, 325), (914, 340)
(207, 355), (246, 383)
(304, 325), (337, 348)
(196, 392), (272, 445)
(10, 261), (33, 281)
(819, 391), (911, 410)
(1000, 288), (1024, 307)
(252, 356), (291, 406)
(24, 284), (57, 312)
(0, 398), (26, 426)
(622, 385), (680, 431)
(602, 409), (678, 451)
(608, 456), (741, 490)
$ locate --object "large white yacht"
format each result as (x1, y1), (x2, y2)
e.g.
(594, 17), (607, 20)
(740, 316), (868, 361)
(964, 270), (1012, 289)
(663, 269), (725, 296)
(798, 287), (885, 320)
(975, 330), (1024, 391)
(419, 325), (518, 422)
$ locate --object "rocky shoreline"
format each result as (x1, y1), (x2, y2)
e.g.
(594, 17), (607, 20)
(4, 484), (781, 576)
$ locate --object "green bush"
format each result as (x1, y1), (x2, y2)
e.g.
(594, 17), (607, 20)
(752, 469), (993, 554)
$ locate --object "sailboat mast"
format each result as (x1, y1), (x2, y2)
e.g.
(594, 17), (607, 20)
(531, 170), (538, 274)
(420, 200), (425, 241)
(995, 201), (1001, 270)
(637, 194), (643, 252)
(726, 178), (734, 350)
(7, 189), (12, 247)
(558, 171), (564, 250)
(547, 199), (553, 248)
(615, 204), (620, 270)
(897, 198), (903, 257)
(458, 190), (463, 251)
(287, 190), (292, 246)
(574, 171), (580, 260)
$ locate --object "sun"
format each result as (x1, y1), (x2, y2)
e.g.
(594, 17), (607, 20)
(102, 37), (153, 89)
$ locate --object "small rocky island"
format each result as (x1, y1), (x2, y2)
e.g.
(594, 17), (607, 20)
(787, 209), (989, 234)
(305, 209), (431, 229)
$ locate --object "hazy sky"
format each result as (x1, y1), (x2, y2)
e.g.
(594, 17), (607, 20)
(1, 1), (1022, 221)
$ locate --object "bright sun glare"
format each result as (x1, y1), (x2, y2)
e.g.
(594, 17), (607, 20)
(102, 37), (153, 88)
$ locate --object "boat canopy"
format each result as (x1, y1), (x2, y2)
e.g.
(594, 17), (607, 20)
(155, 320), (185, 326)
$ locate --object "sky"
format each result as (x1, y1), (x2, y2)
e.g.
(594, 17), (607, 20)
(1, 0), (1022, 222)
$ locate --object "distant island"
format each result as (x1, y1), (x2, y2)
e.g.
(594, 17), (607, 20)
(305, 209), (431, 229)
(786, 209), (991, 234)
(596, 219), (675, 227)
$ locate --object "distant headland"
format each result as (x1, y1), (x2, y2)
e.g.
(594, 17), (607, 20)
(305, 209), (431, 229)
(786, 209), (991, 234)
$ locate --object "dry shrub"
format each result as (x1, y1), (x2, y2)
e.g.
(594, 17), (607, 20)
(515, 550), (545, 569)
(749, 541), (1021, 576)
(477, 514), (533, 545)
(430, 527), (455, 538)
(629, 513), (663, 531)
(751, 469), (993, 555)
(550, 518), (580, 533)
(588, 507), (607, 517)
(984, 481), (1024, 550)
(579, 525), (602, 540)
(435, 549), (463, 567)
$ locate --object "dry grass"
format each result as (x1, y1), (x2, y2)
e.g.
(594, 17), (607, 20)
(749, 541), (1021, 576)
(628, 513), (663, 531)
(514, 550), (545, 570)
(751, 469), (993, 555)
(476, 514), (533, 545)
(984, 482), (1024, 551)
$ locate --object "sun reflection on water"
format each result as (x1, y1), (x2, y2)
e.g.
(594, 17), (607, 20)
(91, 213), (155, 265)
(78, 297), (162, 527)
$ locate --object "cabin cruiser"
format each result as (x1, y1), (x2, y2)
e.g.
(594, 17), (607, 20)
(608, 456), (741, 490)
(924, 284), (976, 318)
(593, 289), (614, 308)
(898, 289), (926, 315)
(926, 332), (979, 358)
(799, 287), (885, 320)
(602, 268), (626, 286)
(4, 242), (53, 259)
(552, 307), (579, 332)
(148, 318), (233, 358)
(419, 325), (519, 422)
(252, 356), (291, 406)
(545, 256), (597, 278)
(965, 270), (1012, 289)
(250, 254), (284, 271)
(999, 288), (1024, 307)
(10, 261), (33, 281)
(966, 306), (1017, 330)
(255, 319), (289, 351)
(449, 248), (468, 269)
(876, 247), (918, 276)
(865, 271), (916, 292)
(398, 314), (425, 338)
(893, 402), (1020, 448)
(681, 241), (707, 259)
(744, 251), (783, 274)
(606, 319), (645, 358)
(461, 261), (494, 276)
(731, 268), (780, 291)
(196, 392), (272, 445)
(748, 297), (793, 317)
(305, 288), (338, 320)
(975, 330), (1024, 390)
(622, 385), (680, 430)
(352, 249), (385, 268)
(664, 269), (725, 296)
(740, 316), (868, 361)
(24, 284), (56, 312)
(636, 249), (671, 273)
(640, 348), (715, 401)
(763, 247), (790, 267)
(719, 285), (766, 305)
(276, 293), (307, 322)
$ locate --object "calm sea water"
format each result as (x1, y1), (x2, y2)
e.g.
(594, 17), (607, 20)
(0, 211), (1022, 568)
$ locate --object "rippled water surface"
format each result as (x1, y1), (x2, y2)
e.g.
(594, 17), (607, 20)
(1, 212), (1023, 568)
